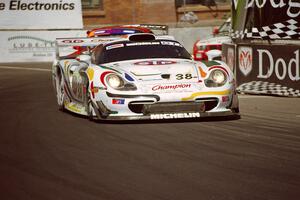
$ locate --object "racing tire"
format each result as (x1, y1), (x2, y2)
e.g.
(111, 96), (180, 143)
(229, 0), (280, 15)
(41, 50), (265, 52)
(55, 69), (66, 111)
(87, 100), (95, 121)
(85, 84), (97, 121)
(232, 107), (240, 114)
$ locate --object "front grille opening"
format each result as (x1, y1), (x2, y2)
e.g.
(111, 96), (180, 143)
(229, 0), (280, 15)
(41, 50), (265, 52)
(128, 104), (144, 114)
(129, 100), (155, 114)
(128, 101), (211, 114)
(130, 100), (155, 105)
(195, 97), (218, 111)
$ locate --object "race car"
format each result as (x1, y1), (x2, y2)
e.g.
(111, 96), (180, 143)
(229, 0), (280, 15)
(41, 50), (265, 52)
(52, 33), (239, 121)
(193, 18), (231, 61)
(193, 36), (231, 61)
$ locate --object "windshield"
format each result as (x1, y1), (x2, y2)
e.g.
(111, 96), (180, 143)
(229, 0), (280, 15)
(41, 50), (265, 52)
(209, 45), (221, 50)
(95, 40), (191, 64)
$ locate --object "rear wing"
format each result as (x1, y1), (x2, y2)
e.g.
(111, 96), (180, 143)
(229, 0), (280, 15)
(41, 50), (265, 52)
(55, 37), (121, 58)
(55, 33), (175, 59)
(124, 24), (169, 35)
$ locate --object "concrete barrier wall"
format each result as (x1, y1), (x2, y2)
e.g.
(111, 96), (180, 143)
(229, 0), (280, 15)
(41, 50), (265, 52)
(0, 30), (86, 63)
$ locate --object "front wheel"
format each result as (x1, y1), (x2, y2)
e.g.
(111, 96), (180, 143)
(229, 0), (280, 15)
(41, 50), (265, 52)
(232, 107), (240, 114)
(85, 84), (97, 121)
(87, 99), (95, 121)
(55, 69), (66, 111)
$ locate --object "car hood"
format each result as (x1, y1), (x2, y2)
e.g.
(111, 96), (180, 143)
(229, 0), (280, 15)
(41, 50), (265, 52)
(196, 36), (231, 47)
(104, 58), (199, 83)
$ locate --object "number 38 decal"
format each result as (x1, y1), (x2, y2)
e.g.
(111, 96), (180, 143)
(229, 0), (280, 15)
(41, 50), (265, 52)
(176, 74), (193, 80)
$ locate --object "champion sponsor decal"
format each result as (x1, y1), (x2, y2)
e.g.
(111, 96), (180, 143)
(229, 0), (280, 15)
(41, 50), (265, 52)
(150, 112), (201, 120)
(112, 99), (125, 105)
(152, 83), (191, 91)
(134, 60), (177, 65)
(239, 47), (253, 76)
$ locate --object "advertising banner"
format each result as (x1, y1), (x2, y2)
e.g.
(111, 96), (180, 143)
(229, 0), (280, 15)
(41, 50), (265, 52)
(223, 42), (300, 96)
(236, 44), (300, 89)
(231, 0), (300, 40)
(236, 43), (300, 96)
(0, 30), (86, 62)
(0, 0), (83, 29)
(222, 43), (236, 73)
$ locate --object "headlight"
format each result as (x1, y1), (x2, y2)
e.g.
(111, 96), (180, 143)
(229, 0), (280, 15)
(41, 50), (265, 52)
(106, 73), (137, 91)
(106, 74), (124, 89)
(211, 70), (226, 84)
(205, 69), (227, 87)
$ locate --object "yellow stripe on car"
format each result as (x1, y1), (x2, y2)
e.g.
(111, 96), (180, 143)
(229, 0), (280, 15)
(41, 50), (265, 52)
(182, 90), (231, 101)
(65, 102), (86, 114)
(87, 67), (94, 80)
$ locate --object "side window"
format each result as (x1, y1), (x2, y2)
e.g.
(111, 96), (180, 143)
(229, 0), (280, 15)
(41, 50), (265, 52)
(199, 45), (206, 51)
(91, 45), (104, 64)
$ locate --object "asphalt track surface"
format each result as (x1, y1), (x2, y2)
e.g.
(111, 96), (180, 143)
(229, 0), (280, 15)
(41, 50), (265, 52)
(0, 63), (300, 200)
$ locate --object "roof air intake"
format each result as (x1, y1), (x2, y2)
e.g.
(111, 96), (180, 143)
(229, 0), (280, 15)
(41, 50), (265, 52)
(129, 34), (155, 41)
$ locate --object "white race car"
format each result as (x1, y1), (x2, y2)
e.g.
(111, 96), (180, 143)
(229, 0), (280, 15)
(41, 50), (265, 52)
(52, 33), (239, 120)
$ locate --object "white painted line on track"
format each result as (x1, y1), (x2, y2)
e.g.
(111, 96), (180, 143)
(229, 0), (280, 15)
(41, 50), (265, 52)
(0, 66), (51, 72)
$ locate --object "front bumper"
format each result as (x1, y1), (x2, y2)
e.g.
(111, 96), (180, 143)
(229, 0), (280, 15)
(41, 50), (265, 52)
(92, 110), (239, 121)
(91, 91), (239, 121)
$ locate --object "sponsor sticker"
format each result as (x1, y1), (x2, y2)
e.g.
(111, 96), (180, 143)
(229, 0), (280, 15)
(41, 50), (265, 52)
(62, 39), (84, 44)
(112, 99), (125, 105)
(222, 96), (230, 102)
(106, 43), (124, 50)
(126, 42), (160, 46)
(160, 41), (182, 47)
(152, 83), (192, 92)
(134, 60), (177, 65)
(150, 112), (201, 120)
(94, 30), (106, 34)
(123, 30), (136, 34)
(238, 46), (253, 76)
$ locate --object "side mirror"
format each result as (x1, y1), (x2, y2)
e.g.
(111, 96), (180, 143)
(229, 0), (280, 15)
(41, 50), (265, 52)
(206, 50), (222, 61)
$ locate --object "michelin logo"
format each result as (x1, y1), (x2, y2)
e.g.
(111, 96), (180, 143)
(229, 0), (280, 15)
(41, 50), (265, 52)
(150, 112), (201, 120)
